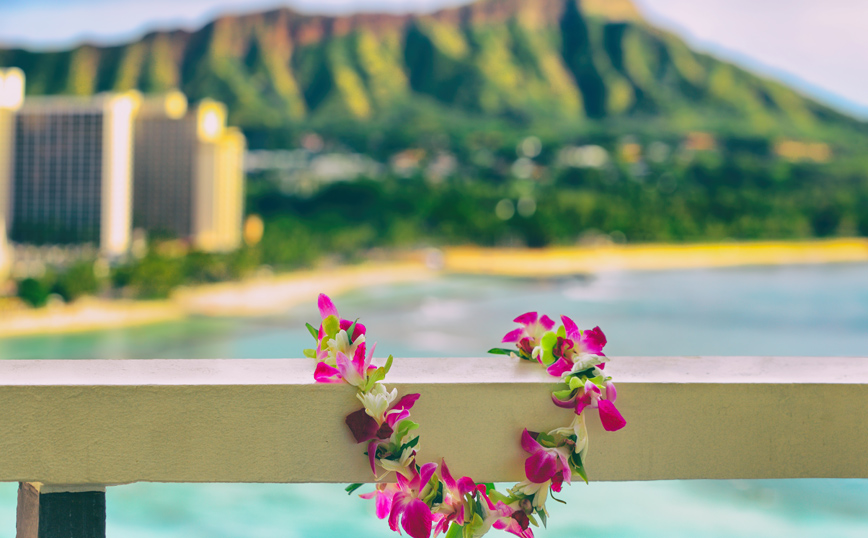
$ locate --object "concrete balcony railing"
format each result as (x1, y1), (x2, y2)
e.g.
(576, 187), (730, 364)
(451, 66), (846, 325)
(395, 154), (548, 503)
(3, 356), (867, 537)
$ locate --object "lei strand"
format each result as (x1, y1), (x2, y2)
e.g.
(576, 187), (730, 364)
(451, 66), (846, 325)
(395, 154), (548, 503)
(305, 294), (626, 538)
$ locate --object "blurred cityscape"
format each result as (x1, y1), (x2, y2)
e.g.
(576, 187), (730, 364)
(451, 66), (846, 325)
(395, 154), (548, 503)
(0, 0), (866, 317)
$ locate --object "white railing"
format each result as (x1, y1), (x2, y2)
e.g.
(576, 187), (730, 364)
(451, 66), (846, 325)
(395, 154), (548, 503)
(4, 356), (868, 536)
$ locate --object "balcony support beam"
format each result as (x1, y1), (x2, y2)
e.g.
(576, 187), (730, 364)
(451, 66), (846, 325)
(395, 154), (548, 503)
(16, 482), (106, 538)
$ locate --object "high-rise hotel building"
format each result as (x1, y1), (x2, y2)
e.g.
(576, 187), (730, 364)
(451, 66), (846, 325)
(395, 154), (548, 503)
(134, 94), (245, 252)
(10, 91), (138, 257)
(0, 70), (245, 260)
(0, 69), (25, 276)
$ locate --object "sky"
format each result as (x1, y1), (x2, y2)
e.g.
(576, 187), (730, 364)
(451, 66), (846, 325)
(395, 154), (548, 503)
(0, 0), (866, 119)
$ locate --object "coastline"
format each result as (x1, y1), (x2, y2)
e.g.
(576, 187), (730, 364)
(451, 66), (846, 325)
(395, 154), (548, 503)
(442, 238), (868, 277)
(0, 261), (436, 338)
(2, 238), (867, 338)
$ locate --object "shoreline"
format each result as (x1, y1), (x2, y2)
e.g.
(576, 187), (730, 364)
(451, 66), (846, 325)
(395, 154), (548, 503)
(1, 238), (867, 338)
(0, 261), (436, 338)
(442, 238), (868, 277)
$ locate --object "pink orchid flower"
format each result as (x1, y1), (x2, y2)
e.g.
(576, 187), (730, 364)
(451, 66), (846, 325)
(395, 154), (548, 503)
(543, 317), (608, 376)
(389, 462), (438, 538)
(561, 316), (606, 357)
(433, 459), (476, 535)
(316, 294), (367, 339)
(360, 482), (401, 521)
(313, 342), (378, 387)
(576, 380), (625, 432)
(477, 485), (534, 538)
(345, 392), (420, 445)
(502, 312), (555, 357)
(520, 429), (571, 486)
(315, 294), (367, 362)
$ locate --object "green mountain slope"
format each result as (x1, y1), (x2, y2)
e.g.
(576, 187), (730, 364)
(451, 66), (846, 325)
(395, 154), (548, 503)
(0, 0), (862, 142)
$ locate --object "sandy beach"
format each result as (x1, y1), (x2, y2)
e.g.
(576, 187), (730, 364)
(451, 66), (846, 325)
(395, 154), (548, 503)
(442, 238), (868, 277)
(2, 238), (867, 337)
(0, 261), (435, 338)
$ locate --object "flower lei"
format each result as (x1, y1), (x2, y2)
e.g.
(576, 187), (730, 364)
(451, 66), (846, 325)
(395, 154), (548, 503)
(305, 295), (626, 538)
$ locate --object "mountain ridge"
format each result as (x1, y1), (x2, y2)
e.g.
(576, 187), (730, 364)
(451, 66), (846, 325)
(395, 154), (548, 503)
(0, 0), (862, 145)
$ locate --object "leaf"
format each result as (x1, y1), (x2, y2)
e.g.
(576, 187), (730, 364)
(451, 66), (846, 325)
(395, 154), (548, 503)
(347, 319), (359, 340)
(552, 388), (575, 401)
(303, 348), (316, 359)
(487, 489), (512, 504)
(465, 513), (484, 538)
(527, 513), (540, 528)
(576, 465), (589, 484)
(394, 420), (420, 442)
(305, 323), (319, 341)
(445, 522), (463, 538)
(588, 375), (605, 388)
(540, 332), (558, 366)
(384, 354), (394, 375)
(535, 432), (557, 448)
(536, 508), (548, 528)
(322, 315), (340, 339)
(345, 483), (364, 495)
(423, 477), (444, 505)
(487, 348), (514, 355)
(397, 435), (420, 454)
(364, 368), (386, 392)
(570, 452), (589, 484)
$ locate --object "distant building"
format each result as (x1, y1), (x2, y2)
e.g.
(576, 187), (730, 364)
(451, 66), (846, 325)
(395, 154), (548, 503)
(0, 74), (245, 259)
(9, 92), (137, 256)
(773, 140), (831, 163)
(134, 95), (245, 252)
(0, 68), (24, 277)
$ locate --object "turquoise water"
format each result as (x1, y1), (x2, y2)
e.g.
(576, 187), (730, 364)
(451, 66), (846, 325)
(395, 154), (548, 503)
(1, 263), (868, 536)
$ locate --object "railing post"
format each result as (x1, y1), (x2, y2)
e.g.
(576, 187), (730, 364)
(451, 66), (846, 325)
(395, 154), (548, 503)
(16, 483), (106, 538)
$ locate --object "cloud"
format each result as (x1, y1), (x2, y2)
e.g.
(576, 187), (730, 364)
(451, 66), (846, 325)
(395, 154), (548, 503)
(0, 1), (473, 49)
(634, 0), (868, 116)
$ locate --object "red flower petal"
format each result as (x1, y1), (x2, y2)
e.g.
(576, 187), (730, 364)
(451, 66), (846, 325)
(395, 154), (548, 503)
(546, 357), (573, 377)
(560, 315), (581, 340)
(520, 429), (540, 453)
(313, 362), (341, 383)
(346, 408), (380, 443)
(502, 328), (525, 344)
(513, 312), (538, 325)
(598, 399), (626, 431)
(440, 459), (457, 491)
(525, 449), (557, 483)
(317, 294), (339, 318)
(419, 462), (438, 489)
(367, 440), (382, 475)
(402, 499), (433, 538)
(386, 393), (421, 427)
(581, 326), (607, 355)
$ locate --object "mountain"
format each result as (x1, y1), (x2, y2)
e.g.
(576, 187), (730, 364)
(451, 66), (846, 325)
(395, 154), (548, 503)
(0, 0), (861, 145)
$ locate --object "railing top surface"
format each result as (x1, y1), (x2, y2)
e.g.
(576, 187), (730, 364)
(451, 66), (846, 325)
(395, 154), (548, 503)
(0, 356), (865, 385)
(0, 356), (868, 386)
